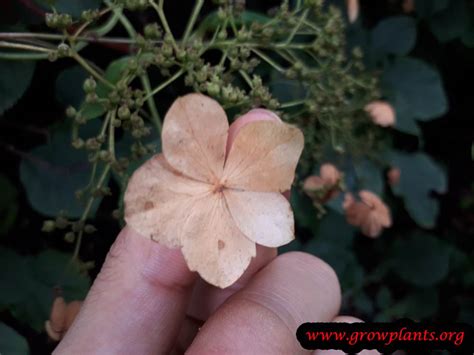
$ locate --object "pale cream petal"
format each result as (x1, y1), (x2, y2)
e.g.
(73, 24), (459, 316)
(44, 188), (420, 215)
(223, 189), (294, 248)
(223, 120), (304, 192)
(181, 194), (256, 288)
(162, 93), (229, 183)
(124, 154), (211, 248)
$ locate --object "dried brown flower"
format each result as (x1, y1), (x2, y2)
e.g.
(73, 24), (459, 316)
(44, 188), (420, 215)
(387, 167), (401, 186)
(124, 94), (304, 288)
(346, 0), (359, 23)
(45, 297), (83, 341)
(303, 163), (341, 202)
(365, 101), (396, 127)
(343, 191), (392, 238)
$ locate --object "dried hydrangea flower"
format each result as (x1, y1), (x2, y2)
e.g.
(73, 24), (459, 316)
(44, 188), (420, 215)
(124, 94), (304, 288)
(365, 101), (396, 127)
(303, 163), (341, 202)
(346, 0), (359, 23)
(343, 190), (392, 238)
(45, 296), (66, 341)
(45, 297), (83, 341)
(402, 0), (415, 13)
(387, 167), (401, 186)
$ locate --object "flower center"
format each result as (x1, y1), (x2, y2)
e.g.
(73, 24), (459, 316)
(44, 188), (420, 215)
(211, 181), (226, 194)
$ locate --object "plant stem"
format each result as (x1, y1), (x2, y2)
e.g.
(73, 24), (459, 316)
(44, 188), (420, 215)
(140, 74), (162, 133)
(109, 110), (116, 158)
(251, 48), (285, 73)
(70, 51), (114, 89)
(239, 70), (253, 88)
(0, 51), (48, 60)
(144, 68), (185, 100)
(150, 0), (179, 52)
(284, 9), (309, 45)
(0, 40), (53, 53)
(183, 0), (204, 43)
(0, 32), (63, 41)
(72, 164), (111, 260)
(280, 99), (306, 109)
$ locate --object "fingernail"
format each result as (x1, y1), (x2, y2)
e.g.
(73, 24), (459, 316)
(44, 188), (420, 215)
(247, 108), (282, 122)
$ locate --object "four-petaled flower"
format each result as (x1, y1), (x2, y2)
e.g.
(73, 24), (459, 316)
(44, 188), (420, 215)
(124, 94), (304, 288)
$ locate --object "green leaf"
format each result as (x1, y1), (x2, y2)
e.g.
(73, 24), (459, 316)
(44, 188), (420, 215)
(461, 14), (474, 47)
(55, 65), (105, 120)
(0, 248), (89, 332)
(56, 58), (130, 120)
(0, 60), (35, 115)
(428, 0), (469, 42)
(19, 120), (108, 218)
(353, 291), (374, 315)
(306, 213), (360, 291)
(376, 287), (392, 309)
(388, 232), (450, 286)
(391, 151), (446, 228)
(354, 159), (384, 195)
(96, 56), (130, 98)
(414, 0), (449, 18)
(371, 16), (417, 56)
(56, 66), (88, 109)
(269, 70), (307, 104)
(314, 210), (355, 248)
(386, 288), (439, 319)
(0, 323), (29, 355)
(114, 132), (161, 182)
(278, 239), (304, 254)
(0, 174), (18, 235)
(290, 189), (319, 232)
(382, 57), (448, 135)
(34, 0), (102, 17)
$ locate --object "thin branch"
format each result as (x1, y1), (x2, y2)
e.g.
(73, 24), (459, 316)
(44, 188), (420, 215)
(144, 69), (185, 100)
(183, 0), (204, 43)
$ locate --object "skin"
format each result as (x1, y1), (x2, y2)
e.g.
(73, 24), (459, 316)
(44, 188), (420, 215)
(54, 110), (377, 355)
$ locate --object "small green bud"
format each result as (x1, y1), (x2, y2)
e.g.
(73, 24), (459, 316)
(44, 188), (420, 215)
(66, 106), (77, 118)
(85, 138), (101, 150)
(74, 114), (87, 125)
(45, 13), (58, 28)
(217, 7), (227, 20)
(59, 13), (72, 28)
(128, 58), (138, 71)
(64, 232), (75, 243)
(217, 29), (227, 40)
(84, 224), (97, 234)
(99, 150), (111, 161)
(83, 77), (97, 93)
(85, 93), (98, 104)
(72, 220), (85, 233)
(57, 43), (71, 57)
(55, 216), (69, 229)
(144, 23), (162, 39)
(206, 82), (220, 96)
(118, 106), (131, 120)
(48, 51), (58, 62)
(72, 138), (84, 149)
(161, 43), (173, 57)
(42, 220), (56, 232)
(112, 209), (121, 219)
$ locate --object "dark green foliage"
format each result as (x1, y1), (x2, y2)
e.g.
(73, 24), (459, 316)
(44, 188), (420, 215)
(0, 60), (35, 115)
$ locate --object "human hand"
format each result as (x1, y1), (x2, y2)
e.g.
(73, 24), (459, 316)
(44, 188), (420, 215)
(54, 110), (371, 354)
